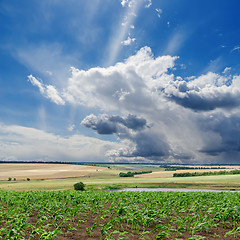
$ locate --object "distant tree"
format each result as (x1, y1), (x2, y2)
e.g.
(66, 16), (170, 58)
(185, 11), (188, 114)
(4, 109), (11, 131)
(27, 178), (30, 181)
(74, 182), (85, 191)
(8, 177), (12, 181)
(13, 178), (16, 181)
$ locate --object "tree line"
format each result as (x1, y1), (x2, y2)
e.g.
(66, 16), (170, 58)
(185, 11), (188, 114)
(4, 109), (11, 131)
(173, 169), (240, 177)
(161, 165), (227, 171)
(119, 171), (152, 177)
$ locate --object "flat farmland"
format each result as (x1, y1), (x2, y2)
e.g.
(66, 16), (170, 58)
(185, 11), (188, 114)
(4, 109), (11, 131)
(1, 163), (240, 191)
(0, 163), (107, 180)
(134, 168), (238, 178)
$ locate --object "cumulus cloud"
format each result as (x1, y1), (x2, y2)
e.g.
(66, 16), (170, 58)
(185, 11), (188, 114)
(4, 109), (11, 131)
(121, 36), (136, 45)
(62, 47), (177, 111)
(81, 114), (147, 134)
(81, 114), (118, 134)
(223, 67), (231, 74)
(81, 114), (170, 160)
(28, 75), (65, 105)
(28, 46), (240, 163)
(161, 72), (240, 111)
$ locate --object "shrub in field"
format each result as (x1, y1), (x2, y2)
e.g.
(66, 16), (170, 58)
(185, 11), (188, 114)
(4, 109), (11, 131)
(74, 182), (85, 191)
(8, 177), (12, 181)
(27, 178), (30, 181)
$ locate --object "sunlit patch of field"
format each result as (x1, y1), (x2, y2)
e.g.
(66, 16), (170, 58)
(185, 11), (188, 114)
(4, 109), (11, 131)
(0, 163), (107, 180)
(135, 167), (239, 178)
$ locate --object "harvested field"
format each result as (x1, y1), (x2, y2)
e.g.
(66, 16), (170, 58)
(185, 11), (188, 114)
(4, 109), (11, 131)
(0, 163), (107, 180)
(134, 168), (238, 178)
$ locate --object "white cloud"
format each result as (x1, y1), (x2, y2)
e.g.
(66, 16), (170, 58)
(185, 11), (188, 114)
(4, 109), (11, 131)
(121, 36), (136, 45)
(28, 75), (65, 105)
(145, 0), (152, 8)
(156, 8), (162, 18)
(121, 0), (134, 8)
(45, 85), (65, 105)
(62, 47), (177, 111)
(28, 75), (45, 94)
(231, 46), (240, 53)
(223, 67), (231, 74)
(162, 72), (240, 111)
(0, 122), (120, 162)
(67, 124), (75, 132)
(121, 0), (128, 7)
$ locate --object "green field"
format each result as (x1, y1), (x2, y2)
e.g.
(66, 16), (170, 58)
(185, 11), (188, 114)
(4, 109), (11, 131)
(1, 172), (240, 191)
(1, 190), (240, 239)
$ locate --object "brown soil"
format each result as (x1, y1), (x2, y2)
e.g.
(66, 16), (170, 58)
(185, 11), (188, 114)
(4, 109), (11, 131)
(17, 205), (240, 240)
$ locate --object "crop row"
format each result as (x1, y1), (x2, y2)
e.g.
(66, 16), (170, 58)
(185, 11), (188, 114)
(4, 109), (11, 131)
(0, 190), (240, 239)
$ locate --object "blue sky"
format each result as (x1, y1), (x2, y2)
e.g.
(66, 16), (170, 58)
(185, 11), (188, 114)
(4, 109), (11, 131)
(0, 0), (240, 163)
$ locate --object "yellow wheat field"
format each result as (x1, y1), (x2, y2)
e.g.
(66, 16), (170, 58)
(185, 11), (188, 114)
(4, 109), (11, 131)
(0, 164), (107, 180)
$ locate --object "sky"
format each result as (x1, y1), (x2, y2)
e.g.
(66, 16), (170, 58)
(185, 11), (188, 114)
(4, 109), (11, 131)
(0, 0), (240, 163)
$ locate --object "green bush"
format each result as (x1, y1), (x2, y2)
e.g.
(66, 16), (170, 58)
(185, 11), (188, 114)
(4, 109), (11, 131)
(27, 178), (30, 181)
(74, 182), (85, 191)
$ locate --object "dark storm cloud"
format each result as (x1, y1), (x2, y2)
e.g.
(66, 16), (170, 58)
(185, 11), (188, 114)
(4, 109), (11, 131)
(165, 91), (239, 111)
(109, 114), (147, 130)
(82, 114), (170, 159)
(162, 75), (240, 111)
(81, 114), (147, 135)
(109, 130), (171, 159)
(128, 132), (170, 158)
(199, 113), (240, 156)
(81, 114), (117, 134)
